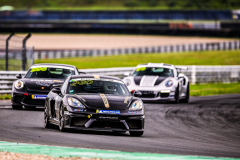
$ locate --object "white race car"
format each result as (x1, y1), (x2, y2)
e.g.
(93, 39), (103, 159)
(122, 63), (189, 103)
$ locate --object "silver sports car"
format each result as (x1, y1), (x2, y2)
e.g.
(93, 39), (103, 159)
(122, 63), (189, 103)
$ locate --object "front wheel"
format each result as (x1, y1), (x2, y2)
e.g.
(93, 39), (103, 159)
(180, 83), (189, 103)
(44, 106), (53, 128)
(129, 131), (144, 137)
(12, 105), (22, 110)
(173, 86), (179, 104)
(58, 104), (65, 132)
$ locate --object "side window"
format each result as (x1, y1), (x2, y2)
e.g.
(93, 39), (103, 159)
(61, 77), (70, 94)
(176, 70), (179, 77)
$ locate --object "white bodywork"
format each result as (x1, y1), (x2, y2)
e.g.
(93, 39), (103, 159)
(122, 63), (189, 102)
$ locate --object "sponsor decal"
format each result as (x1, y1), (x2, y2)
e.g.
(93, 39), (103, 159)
(36, 81), (50, 87)
(96, 109), (120, 114)
(97, 116), (119, 120)
(99, 94), (110, 108)
(70, 78), (124, 84)
(31, 95), (47, 100)
(136, 67), (146, 72)
(74, 109), (84, 112)
(53, 80), (63, 82)
(31, 79), (52, 82)
(75, 94), (86, 102)
(94, 75), (100, 78)
(87, 114), (92, 118)
(124, 96), (130, 104)
(128, 111), (137, 114)
(31, 67), (47, 72)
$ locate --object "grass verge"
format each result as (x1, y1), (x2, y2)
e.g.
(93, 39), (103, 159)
(0, 94), (11, 100)
(35, 50), (240, 69)
(190, 83), (240, 96)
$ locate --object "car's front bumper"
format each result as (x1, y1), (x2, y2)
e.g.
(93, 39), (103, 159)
(12, 91), (47, 107)
(60, 112), (145, 131)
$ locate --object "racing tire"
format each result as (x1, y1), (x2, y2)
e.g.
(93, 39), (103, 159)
(173, 85), (179, 104)
(12, 105), (22, 110)
(180, 83), (189, 103)
(129, 131), (144, 137)
(58, 104), (65, 132)
(44, 106), (53, 128)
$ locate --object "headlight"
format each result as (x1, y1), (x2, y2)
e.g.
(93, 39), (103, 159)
(129, 100), (143, 111)
(68, 97), (85, 108)
(15, 80), (24, 89)
(125, 79), (131, 86)
(165, 80), (173, 87)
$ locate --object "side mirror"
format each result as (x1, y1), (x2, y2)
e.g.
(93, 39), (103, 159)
(133, 90), (142, 97)
(16, 74), (22, 79)
(124, 72), (130, 77)
(52, 87), (61, 93)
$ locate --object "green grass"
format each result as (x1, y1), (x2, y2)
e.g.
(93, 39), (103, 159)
(190, 83), (240, 96)
(0, 94), (11, 100)
(35, 50), (240, 69)
(2, 0), (240, 10)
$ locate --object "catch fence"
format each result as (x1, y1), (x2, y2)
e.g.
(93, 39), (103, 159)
(34, 40), (240, 60)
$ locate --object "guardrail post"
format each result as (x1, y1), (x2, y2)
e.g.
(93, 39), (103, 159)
(22, 33), (31, 71)
(191, 65), (196, 85)
(5, 33), (14, 71)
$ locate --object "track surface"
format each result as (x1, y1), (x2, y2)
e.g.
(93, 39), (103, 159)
(0, 94), (240, 158)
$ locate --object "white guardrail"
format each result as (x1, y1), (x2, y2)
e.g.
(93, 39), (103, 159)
(0, 65), (240, 94)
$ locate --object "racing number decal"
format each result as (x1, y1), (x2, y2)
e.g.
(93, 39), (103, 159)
(99, 94), (110, 108)
(31, 67), (47, 72)
(70, 80), (93, 86)
(136, 67), (146, 72)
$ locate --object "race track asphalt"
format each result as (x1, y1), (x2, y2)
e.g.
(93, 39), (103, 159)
(0, 94), (240, 158)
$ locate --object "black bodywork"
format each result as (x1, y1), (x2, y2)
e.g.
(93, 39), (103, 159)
(44, 75), (145, 136)
(11, 63), (79, 109)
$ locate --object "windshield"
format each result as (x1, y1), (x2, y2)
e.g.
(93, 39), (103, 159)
(133, 67), (174, 77)
(68, 78), (130, 96)
(25, 67), (75, 79)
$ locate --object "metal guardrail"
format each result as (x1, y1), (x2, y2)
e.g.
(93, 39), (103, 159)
(0, 66), (239, 94)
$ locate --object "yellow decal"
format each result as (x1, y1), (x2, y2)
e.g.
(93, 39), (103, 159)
(87, 114), (92, 118)
(99, 94), (110, 108)
(32, 95), (34, 99)
(31, 67), (47, 72)
(136, 67), (146, 72)
(124, 96), (130, 103)
(75, 95), (86, 102)
(70, 80), (93, 86)
(53, 80), (63, 82)
(94, 75), (100, 78)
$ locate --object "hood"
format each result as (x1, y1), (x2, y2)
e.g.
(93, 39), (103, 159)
(23, 78), (64, 93)
(134, 76), (167, 86)
(74, 94), (132, 110)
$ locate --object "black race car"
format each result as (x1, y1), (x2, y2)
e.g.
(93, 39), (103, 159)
(12, 63), (80, 110)
(44, 75), (145, 136)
